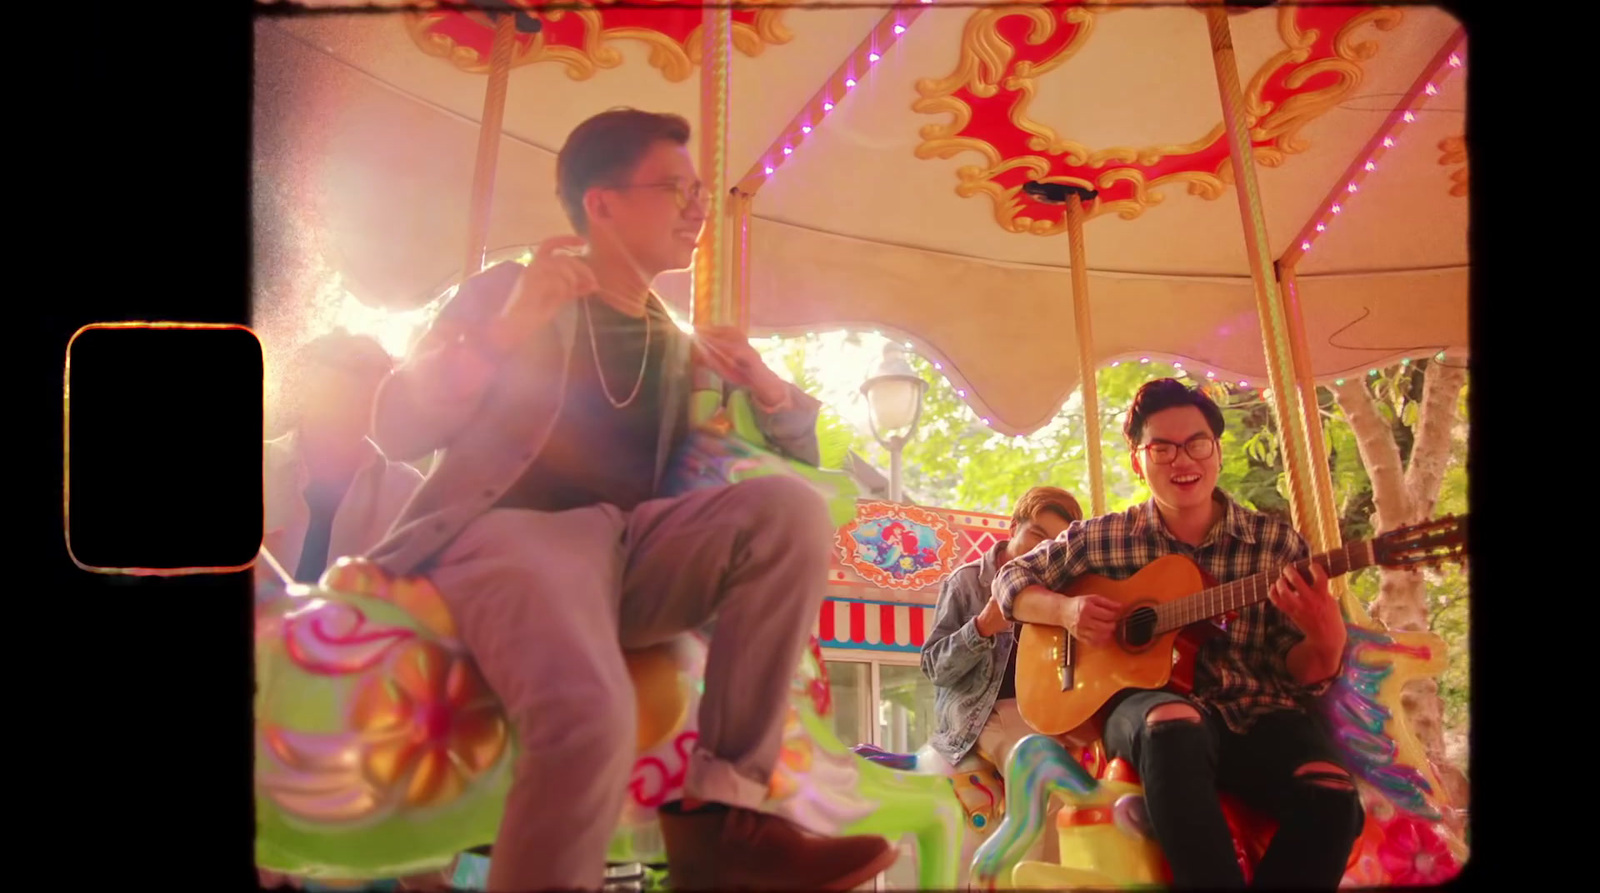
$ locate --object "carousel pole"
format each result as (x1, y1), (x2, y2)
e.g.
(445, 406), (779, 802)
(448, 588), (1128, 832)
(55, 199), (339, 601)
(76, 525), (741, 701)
(460, 12), (519, 281)
(733, 190), (753, 333)
(1197, 3), (1332, 541)
(692, 7), (736, 330)
(1276, 263), (1344, 554)
(1063, 189), (1107, 518)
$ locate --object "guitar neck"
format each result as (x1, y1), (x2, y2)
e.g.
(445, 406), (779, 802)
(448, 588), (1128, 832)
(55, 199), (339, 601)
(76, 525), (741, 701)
(1154, 540), (1375, 634)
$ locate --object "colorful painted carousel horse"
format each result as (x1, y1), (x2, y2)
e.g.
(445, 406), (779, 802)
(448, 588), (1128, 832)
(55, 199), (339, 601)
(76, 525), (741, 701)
(255, 389), (965, 888)
(951, 621), (1467, 889)
(255, 561), (964, 887)
(852, 742), (1007, 887)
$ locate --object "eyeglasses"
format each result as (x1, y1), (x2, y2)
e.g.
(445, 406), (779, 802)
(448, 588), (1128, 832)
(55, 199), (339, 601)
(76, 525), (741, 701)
(1138, 434), (1216, 465)
(607, 179), (705, 211)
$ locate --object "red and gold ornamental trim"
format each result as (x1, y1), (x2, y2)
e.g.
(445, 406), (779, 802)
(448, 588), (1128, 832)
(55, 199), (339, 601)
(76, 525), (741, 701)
(913, 0), (1406, 229)
(405, 0), (792, 82)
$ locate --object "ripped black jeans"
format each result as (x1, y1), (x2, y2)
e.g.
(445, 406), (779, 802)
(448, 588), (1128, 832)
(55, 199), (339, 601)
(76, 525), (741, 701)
(1103, 690), (1364, 890)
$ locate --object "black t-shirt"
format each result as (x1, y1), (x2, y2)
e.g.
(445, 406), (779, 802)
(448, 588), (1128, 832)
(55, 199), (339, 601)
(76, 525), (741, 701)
(495, 297), (674, 513)
(996, 637), (1020, 701)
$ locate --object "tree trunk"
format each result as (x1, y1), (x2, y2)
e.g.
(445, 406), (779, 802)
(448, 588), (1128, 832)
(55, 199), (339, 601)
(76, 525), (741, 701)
(1404, 359), (1467, 521)
(1330, 360), (1470, 815)
(1328, 379), (1408, 533)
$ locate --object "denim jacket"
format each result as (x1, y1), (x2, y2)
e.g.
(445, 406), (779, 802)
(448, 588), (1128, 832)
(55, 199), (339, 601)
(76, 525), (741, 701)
(921, 538), (1012, 765)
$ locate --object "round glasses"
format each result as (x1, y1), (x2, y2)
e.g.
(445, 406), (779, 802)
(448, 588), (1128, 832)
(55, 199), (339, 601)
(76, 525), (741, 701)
(608, 179), (704, 211)
(1139, 435), (1216, 465)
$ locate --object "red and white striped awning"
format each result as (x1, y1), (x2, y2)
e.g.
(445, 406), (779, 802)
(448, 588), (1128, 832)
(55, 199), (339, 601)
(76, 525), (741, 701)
(815, 598), (932, 653)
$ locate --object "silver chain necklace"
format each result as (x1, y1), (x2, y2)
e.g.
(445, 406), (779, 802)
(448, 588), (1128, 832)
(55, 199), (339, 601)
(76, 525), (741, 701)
(583, 298), (652, 410)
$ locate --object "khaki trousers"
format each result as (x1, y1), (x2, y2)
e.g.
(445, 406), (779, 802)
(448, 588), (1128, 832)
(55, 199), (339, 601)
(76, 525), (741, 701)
(430, 476), (835, 892)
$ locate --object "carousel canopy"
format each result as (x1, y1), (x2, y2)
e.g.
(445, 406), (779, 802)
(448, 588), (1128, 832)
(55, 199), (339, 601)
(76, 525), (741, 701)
(254, 0), (1468, 435)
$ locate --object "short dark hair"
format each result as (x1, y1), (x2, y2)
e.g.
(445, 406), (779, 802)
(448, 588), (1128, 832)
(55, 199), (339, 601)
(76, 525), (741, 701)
(556, 108), (692, 235)
(1123, 378), (1226, 447)
(1011, 486), (1084, 528)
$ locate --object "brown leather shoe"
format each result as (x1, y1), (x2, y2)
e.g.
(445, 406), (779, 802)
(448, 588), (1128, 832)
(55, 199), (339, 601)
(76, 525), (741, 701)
(659, 802), (897, 890)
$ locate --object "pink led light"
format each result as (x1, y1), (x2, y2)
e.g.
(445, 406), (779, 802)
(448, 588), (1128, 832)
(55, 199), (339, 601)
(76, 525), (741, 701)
(1449, 53), (1462, 68)
(1383, 136), (1394, 148)
(1365, 161), (1376, 171)
(868, 53), (880, 63)
(1111, 361), (1120, 367)
(1315, 223), (1326, 232)
(1206, 371), (1216, 379)
(1331, 204), (1342, 215)
(783, 147), (792, 156)
(1140, 357), (1150, 364)
(933, 362), (942, 370)
(1403, 111), (1415, 123)
(1238, 381), (1249, 388)
(764, 166), (773, 175)
(982, 418), (990, 426)
(894, 24), (906, 35)
(1301, 240), (1311, 251)
(1173, 362), (1183, 369)
(1425, 83), (1438, 96)
(801, 125), (812, 134)
(845, 78), (856, 88)
(823, 101), (834, 112)
(958, 389), (966, 397)
(1347, 182), (1358, 193)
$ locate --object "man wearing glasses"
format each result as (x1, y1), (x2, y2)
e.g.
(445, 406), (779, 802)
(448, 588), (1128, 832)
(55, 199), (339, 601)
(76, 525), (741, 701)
(366, 109), (894, 891)
(991, 378), (1362, 889)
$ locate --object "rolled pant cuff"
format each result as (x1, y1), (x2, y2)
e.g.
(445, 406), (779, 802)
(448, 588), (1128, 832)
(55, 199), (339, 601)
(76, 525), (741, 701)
(683, 746), (770, 811)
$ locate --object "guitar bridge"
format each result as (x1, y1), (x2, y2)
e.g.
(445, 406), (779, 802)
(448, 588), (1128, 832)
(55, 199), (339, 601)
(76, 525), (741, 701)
(1060, 633), (1076, 691)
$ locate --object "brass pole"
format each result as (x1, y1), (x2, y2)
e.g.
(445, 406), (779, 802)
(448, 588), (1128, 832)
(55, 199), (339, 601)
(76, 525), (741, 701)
(733, 191), (752, 333)
(1064, 193), (1106, 517)
(1199, 4), (1331, 540)
(1277, 264), (1365, 622)
(692, 8), (734, 329)
(460, 13), (518, 281)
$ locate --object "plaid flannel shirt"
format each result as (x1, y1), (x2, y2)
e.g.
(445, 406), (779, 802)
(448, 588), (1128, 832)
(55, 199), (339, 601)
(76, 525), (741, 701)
(992, 490), (1336, 733)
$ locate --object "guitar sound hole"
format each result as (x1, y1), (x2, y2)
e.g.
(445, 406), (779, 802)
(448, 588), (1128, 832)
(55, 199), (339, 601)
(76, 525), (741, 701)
(1120, 607), (1158, 648)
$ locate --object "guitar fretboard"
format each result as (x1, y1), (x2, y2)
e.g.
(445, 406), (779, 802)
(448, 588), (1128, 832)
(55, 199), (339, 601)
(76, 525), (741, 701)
(1154, 540), (1375, 634)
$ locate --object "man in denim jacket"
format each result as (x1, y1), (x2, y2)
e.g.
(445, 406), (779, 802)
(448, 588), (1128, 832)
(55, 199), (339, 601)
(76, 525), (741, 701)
(921, 487), (1084, 859)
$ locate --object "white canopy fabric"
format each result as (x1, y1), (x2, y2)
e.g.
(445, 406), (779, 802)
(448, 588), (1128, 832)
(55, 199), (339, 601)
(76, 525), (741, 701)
(254, 2), (1468, 435)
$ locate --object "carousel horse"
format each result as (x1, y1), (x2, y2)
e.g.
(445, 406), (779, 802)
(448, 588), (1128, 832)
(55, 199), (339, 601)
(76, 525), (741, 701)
(254, 388), (965, 888)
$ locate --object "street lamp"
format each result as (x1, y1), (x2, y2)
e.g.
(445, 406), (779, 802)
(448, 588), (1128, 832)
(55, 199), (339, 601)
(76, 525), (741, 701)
(861, 343), (928, 503)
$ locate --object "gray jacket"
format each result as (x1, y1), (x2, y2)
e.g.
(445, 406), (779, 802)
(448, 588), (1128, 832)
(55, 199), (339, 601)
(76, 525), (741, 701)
(365, 261), (822, 576)
(921, 538), (1013, 765)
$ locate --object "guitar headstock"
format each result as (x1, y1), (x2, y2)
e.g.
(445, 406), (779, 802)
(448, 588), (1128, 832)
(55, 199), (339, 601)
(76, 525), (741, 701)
(1372, 514), (1467, 570)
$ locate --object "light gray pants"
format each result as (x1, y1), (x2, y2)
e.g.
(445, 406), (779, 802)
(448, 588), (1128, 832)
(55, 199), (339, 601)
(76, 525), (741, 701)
(431, 475), (835, 891)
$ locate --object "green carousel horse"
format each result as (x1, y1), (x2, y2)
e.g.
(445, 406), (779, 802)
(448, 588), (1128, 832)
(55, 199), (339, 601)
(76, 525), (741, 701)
(253, 389), (965, 889)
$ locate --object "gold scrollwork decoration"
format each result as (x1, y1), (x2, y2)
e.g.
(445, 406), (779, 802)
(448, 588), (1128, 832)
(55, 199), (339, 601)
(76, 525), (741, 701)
(1251, 8), (1405, 155)
(912, 3), (1407, 231)
(404, 2), (793, 85)
(1438, 135), (1467, 198)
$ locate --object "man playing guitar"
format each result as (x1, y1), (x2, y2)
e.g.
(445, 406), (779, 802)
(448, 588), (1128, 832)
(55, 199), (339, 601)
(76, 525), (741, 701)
(992, 378), (1363, 889)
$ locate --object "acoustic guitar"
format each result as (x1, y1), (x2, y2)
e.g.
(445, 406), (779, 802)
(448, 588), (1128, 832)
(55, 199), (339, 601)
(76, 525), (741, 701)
(1013, 514), (1467, 735)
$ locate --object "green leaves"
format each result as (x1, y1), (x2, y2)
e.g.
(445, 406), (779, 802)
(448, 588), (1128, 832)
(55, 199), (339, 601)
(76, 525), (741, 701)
(1243, 429), (1278, 465)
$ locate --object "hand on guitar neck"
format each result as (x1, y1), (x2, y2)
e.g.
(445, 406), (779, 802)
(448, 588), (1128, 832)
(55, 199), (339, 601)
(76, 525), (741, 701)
(1268, 562), (1346, 685)
(1011, 585), (1120, 646)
